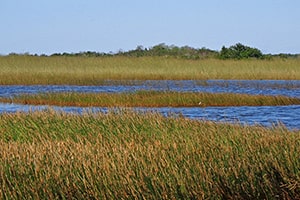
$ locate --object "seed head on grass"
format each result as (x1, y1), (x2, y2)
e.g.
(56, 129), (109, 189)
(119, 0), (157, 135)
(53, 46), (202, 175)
(0, 109), (299, 199)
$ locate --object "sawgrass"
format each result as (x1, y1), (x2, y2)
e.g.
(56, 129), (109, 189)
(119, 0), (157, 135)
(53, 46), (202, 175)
(0, 56), (299, 85)
(2, 91), (300, 107)
(0, 110), (299, 199)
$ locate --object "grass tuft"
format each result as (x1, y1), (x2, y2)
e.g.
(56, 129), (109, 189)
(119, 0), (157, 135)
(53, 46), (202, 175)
(0, 109), (299, 199)
(1, 91), (300, 107)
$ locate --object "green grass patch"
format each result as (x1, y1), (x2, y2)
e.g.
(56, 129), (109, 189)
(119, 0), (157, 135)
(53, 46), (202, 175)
(0, 110), (299, 199)
(0, 56), (299, 85)
(2, 91), (300, 107)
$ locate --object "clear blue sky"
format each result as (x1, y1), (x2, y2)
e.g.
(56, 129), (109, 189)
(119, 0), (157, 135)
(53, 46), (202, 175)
(1, 0), (299, 55)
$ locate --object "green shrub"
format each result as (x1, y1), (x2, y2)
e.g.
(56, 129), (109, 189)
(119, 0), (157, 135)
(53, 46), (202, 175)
(219, 43), (264, 59)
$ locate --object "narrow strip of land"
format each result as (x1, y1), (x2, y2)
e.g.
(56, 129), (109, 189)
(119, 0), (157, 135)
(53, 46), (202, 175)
(2, 91), (300, 107)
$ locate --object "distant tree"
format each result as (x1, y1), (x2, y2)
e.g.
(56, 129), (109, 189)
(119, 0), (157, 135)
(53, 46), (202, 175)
(151, 43), (169, 56)
(135, 45), (146, 57)
(219, 46), (230, 59)
(219, 43), (263, 59)
(136, 45), (145, 51)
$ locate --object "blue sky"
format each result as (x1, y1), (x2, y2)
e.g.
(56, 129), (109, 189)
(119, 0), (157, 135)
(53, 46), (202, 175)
(1, 0), (299, 55)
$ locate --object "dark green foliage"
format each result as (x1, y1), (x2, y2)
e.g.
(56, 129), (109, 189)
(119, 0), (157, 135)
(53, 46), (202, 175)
(48, 44), (218, 59)
(51, 51), (112, 57)
(219, 43), (264, 59)
(119, 43), (218, 59)
(272, 53), (300, 59)
(4, 43), (299, 59)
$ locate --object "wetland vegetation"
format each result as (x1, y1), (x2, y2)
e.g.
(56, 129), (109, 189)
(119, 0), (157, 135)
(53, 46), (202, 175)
(0, 110), (299, 199)
(1, 44), (300, 199)
(1, 91), (300, 107)
(0, 55), (300, 85)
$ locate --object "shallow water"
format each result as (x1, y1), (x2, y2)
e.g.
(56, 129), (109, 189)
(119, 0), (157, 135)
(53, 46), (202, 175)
(153, 105), (300, 130)
(0, 103), (299, 130)
(0, 80), (299, 130)
(1, 80), (300, 97)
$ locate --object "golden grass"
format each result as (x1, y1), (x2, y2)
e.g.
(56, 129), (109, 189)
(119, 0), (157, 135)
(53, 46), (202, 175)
(2, 91), (300, 107)
(0, 56), (299, 85)
(0, 110), (299, 199)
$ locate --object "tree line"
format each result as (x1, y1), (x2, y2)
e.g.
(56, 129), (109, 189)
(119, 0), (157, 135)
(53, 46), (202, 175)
(5, 43), (300, 60)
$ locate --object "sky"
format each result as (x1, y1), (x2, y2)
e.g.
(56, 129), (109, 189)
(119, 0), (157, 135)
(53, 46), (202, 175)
(1, 0), (300, 55)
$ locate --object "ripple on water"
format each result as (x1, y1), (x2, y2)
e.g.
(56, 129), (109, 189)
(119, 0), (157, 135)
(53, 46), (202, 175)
(0, 103), (299, 130)
(1, 80), (299, 130)
(0, 80), (300, 97)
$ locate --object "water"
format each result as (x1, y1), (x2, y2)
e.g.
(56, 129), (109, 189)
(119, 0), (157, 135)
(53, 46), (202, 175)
(0, 80), (299, 130)
(151, 105), (300, 130)
(1, 80), (300, 98)
(0, 103), (299, 130)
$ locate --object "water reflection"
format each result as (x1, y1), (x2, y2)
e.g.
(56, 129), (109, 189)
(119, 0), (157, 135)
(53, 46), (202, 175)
(0, 103), (299, 130)
(1, 80), (300, 97)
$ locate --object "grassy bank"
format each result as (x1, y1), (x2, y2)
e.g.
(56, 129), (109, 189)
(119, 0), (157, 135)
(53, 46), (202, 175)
(0, 110), (299, 199)
(0, 56), (299, 85)
(2, 91), (300, 107)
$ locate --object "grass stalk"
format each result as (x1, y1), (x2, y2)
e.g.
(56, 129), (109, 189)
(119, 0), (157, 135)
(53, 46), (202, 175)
(0, 110), (299, 199)
(1, 91), (300, 107)
(0, 56), (299, 85)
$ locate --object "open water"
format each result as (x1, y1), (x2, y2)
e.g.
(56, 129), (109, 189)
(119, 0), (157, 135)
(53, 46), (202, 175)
(1, 80), (300, 97)
(0, 80), (299, 130)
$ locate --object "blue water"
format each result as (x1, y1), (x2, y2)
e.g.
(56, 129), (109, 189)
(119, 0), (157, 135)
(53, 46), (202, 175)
(0, 103), (299, 130)
(0, 80), (299, 130)
(1, 80), (300, 97)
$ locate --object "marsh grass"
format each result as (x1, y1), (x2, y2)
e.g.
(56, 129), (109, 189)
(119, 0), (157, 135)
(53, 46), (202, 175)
(0, 109), (299, 199)
(2, 91), (300, 107)
(0, 56), (299, 85)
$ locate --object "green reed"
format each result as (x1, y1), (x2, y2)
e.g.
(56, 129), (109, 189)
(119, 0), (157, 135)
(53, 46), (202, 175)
(2, 91), (300, 107)
(0, 110), (299, 199)
(0, 56), (299, 85)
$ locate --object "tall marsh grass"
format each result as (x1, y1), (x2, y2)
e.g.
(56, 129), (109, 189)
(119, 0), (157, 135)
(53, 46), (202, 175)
(2, 91), (300, 107)
(0, 56), (299, 85)
(0, 110), (299, 199)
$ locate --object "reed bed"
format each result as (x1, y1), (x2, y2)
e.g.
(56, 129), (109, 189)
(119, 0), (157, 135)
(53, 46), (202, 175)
(0, 109), (299, 199)
(0, 56), (299, 85)
(2, 91), (300, 107)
